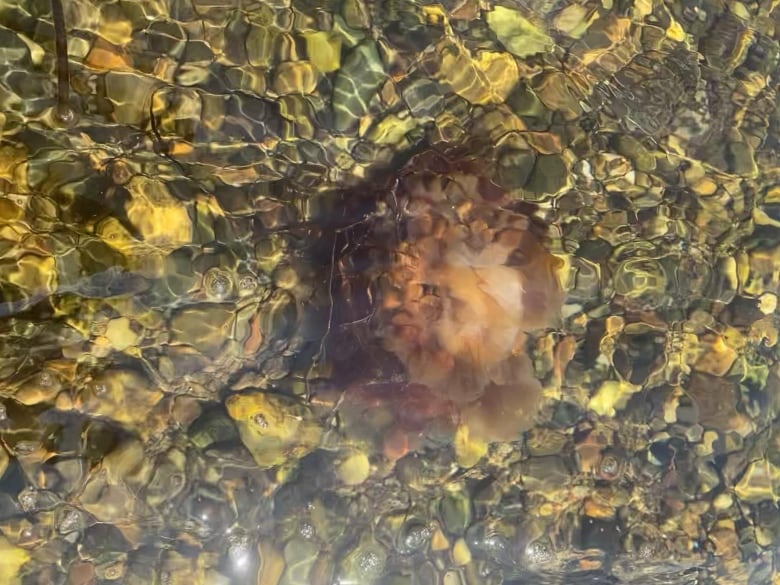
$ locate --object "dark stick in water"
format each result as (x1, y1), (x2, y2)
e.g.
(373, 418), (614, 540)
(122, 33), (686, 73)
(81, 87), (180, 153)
(50, 0), (73, 122)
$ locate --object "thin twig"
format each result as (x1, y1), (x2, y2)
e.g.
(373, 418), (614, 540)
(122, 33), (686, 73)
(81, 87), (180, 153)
(50, 0), (73, 122)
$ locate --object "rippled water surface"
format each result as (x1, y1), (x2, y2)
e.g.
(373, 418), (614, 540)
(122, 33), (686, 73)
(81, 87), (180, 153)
(0, 0), (778, 583)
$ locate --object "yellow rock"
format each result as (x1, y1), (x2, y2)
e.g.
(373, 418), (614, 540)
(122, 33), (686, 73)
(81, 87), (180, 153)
(713, 493), (733, 511)
(758, 293), (777, 315)
(729, 1), (750, 19)
(691, 177), (718, 196)
(273, 61), (319, 95)
(124, 176), (192, 251)
(79, 369), (163, 427)
(168, 141), (193, 156)
(422, 4), (448, 25)
(104, 317), (141, 351)
(474, 50), (518, 102)
(588, 380), (640, 417)
(431, 524), (450, 551)
(583, 498), (616, 519)
(99, 15), (133, 46)
(337, 451), (370, 485)
(694, 334), (738, 377)
(0, 535), (29, 585)
(452, 538), (472, 566)
(367, 114), (418, 145)
(226, 392), (322, 468)
(7, 254), (56, 294)
(85, 40), (132, 72)
(721, 325), (746, 351)
(633, 0), (653, 17)
(486, 6), (553, 58)
(694, 430), (717, 457)
(605, 315), (625, 335)
(554, 4), (591, 38)
(14, 370), (63, 406)
(666, 19), (686, 42)
(304, 32), (342, 73)
(438, 42), (519, 105)
(0, 197), (24, 225)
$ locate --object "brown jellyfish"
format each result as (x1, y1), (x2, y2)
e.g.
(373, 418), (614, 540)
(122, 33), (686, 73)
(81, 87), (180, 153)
(331, 145), (564, 449)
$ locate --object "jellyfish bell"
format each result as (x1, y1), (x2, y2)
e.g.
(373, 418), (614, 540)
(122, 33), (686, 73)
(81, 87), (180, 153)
(330, 143), (564, 449)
